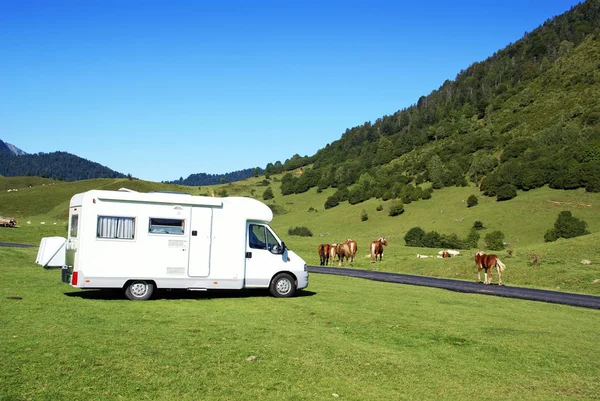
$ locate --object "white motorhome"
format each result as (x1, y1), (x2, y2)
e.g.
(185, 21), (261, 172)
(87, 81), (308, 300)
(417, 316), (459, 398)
(47, 189), (308, 300)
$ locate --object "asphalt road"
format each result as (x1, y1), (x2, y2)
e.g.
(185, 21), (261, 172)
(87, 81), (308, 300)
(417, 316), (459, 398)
(308, 265), (600, 310)
(0, 242), (35, 248)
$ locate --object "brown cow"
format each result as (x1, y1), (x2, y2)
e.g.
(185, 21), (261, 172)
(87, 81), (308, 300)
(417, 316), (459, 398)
(474, 251), (506, 285)
(318, 244), (331, 266)
(329, 244), (338, 266)
(346, 239), (357, 262)
(336, 243), (352, 266)
(370, 237), (388, 263)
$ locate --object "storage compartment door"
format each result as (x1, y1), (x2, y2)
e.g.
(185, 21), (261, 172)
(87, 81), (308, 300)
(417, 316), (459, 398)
(188, 207), (213, 277)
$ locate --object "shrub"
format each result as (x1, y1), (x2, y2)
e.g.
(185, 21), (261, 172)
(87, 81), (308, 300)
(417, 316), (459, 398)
(420, 191), (432, 200)
(388, 201), (404, 217)
(484, 230), (505, 251)
(544, 210), (589, 242)
(361, 210), (368, 222)
(585, 177), (600, 193)
(348, 187), (367, 205)
(467, 195), (478, 207)
(466, 229), (480, 249)
(324, 195), (340, 209)
(288, 226), (313, 237)
(496, 184), (517, 201)
(544, 228), (559, 242)
(404, 227), (425, 247)
(473, 221), (485, 230)
(376, 204), (383, 212)
(439, 233), (467, 249)
(262, 187), (274, 200)
(422, 231), (442, 248)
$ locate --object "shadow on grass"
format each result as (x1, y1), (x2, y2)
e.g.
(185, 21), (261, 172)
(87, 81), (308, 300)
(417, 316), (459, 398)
(64, 288), (317, 301)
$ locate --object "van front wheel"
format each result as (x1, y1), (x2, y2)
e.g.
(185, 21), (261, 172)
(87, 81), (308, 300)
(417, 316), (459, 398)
(125, 280), (154, 300)
(270, 273), (296, 298)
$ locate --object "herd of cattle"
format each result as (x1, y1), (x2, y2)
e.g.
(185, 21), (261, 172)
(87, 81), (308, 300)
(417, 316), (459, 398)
(318, 237), (388, 266)
(316, 238), (507, 286)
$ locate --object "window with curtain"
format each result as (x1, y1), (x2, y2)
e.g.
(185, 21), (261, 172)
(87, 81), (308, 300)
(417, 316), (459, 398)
(97, 216), (136, 239)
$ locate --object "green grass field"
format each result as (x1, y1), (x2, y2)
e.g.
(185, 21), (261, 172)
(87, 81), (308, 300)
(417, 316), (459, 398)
(1, 176), (600, 399)
(1, 246), (599, 401)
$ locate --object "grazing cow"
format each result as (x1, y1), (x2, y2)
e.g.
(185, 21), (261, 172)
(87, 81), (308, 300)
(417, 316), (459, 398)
(370, 237), (388, 263)
(0, 217), (18, 228)
(336, 243), (352, 266)
(329, 244), (338, 266)
(346, 239), (357, 262)
(318, 244), (331, 266)
(474, 251), (506, 285)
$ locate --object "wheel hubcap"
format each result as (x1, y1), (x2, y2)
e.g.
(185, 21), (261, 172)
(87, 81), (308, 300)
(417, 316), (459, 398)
(131, 282), (148, 297)
(276, 279), (291, 294)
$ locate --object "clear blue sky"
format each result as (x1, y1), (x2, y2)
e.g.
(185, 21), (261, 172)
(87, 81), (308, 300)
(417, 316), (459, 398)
(1, 0), (582, 182)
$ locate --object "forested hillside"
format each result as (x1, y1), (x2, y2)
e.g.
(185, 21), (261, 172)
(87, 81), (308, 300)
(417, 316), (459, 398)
(0, 148), (126, 182)
(170, 167), (263, 186)
(266, 0), (600, 207)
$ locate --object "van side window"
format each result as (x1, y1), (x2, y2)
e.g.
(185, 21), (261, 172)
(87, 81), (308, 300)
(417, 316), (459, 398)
(149, 218), (184, 235)
(70, 214), (79, 238)
(249, 224), (267, 249)
(97, 216), (135, 239)
(266, 229), (279, 251)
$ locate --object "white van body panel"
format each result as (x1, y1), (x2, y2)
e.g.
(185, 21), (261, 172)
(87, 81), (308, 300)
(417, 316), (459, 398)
(54, 189), (308, 294)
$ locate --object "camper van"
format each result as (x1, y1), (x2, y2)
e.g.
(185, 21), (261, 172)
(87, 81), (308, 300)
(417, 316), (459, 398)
(42, 189), (308, 300)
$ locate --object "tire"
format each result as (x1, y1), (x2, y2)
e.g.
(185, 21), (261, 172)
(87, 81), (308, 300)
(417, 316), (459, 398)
(124, 280), (154, 301)
(270, 273), (296, 298)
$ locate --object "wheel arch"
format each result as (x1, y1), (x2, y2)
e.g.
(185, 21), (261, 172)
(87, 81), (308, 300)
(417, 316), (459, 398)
(122, 279), (158, 290)
(269, 271), (298, 287)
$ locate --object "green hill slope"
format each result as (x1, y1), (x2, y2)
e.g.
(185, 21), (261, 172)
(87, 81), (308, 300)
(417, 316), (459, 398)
(1, 175), (598, 295)
(266, 2), (600, 206)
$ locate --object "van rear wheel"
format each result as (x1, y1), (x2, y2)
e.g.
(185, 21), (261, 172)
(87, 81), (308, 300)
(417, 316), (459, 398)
(125, 280), (154, 300)
(270, 273), (296, 298)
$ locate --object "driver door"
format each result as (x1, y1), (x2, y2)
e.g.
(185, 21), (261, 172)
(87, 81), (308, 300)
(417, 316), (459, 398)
(244, 223), (284, 288)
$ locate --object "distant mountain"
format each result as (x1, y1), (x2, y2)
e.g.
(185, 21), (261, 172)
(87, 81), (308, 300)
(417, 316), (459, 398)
(171, 167), (263, 186)
(0, 141), (126, 181)
(0, 137), (262, 184)
(5, 142), (27, 156)
(0, 140), (11, 155)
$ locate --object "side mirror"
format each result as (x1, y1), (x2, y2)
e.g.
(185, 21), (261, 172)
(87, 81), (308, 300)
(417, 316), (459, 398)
(270, 242), (286, 255)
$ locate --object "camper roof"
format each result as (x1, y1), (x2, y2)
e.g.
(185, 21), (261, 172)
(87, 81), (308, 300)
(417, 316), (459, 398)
(72, 190), (223, 207)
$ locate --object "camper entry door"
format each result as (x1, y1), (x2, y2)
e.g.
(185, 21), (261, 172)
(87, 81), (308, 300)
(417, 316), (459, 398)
(188, 207), (213, 277)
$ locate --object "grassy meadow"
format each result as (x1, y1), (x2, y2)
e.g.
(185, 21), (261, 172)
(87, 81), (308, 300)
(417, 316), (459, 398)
(1, 247), (600, 401)
(1, 176), (599, 400)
